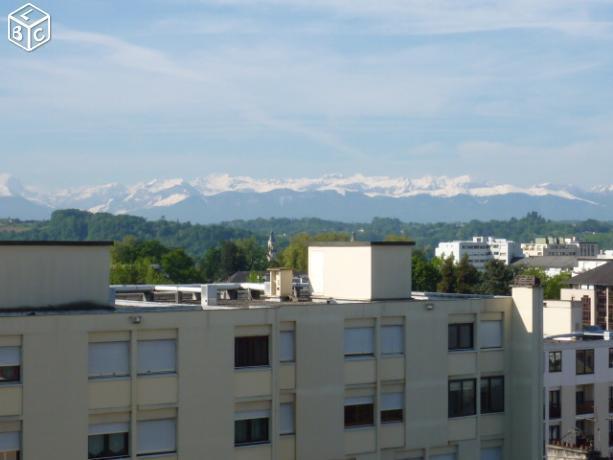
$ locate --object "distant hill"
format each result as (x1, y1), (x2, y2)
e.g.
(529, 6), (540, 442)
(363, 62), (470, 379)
(1, 210), (612, 257)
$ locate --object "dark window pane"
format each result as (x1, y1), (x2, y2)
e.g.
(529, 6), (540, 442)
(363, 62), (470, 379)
(481, 376), (504, 414)
(88, 436), (105, 458)
(235, 336), (269, 368)
(549, 352), (561, 373)
(0, 366), (20, 383)
(448, 324), (473, 351)
(234, 418), (269, 446)
(344, 404), (374, 427)
(381, 409), (403, 423)
(88, 433), (129, 459)
(449, 379), (476, 417)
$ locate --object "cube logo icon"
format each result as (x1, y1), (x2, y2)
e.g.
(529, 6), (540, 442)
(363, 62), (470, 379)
(8, 3), (51, 52)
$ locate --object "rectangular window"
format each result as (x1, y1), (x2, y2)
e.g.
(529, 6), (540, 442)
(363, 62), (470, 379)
(549, 424), (561, 442)
(138, 340), (176, 375)
(0, 347), (21, 384)
(576, 349), (594, 375)
(344, 396), (374, 428)
(235, 336), (269, 368)
(0, 432), (20, 460)
(480, 447), (502, 460)
(548, 351), (562, 373)
(381, 325), (404, 355)
(235, 411), (270, 446)
(279, 403), (295, 435)
(88, 423), (129, 460)
(344, 327), (374, 357)
(549, 389), (561, 419)
(137, 419), (176, 456)
(279, 331), (295, 363)
(609, 348), (613, 368)
(480, 376), (504, 414)
(88, 342), (130, 378)
(448, 324), (473, 351)
(480, 320), (503, 349)
(448, 379), (476, 418)
(380, 392), (404, 423)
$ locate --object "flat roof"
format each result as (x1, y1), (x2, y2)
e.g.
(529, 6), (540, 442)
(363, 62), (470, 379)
(0, 241), (113, 247)
(308, 241), (415, 247)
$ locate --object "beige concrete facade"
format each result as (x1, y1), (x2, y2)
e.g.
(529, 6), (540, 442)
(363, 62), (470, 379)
(0, 242), (544, 460)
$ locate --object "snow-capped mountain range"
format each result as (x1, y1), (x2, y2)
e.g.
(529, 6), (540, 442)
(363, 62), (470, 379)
(1, 173), (613, 223)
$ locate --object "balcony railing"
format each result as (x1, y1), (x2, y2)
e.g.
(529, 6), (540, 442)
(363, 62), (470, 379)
(576, 401), (594, 415)
(549, 405), (561, 419)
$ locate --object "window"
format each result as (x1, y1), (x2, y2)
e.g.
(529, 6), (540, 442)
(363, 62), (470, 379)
(88, 342), (130, 378)
(88, 423), (129, 460)
(279, 331), (295, 363)
(576, 349), (594, 375)
(279, 403), (295, 435)
(609, 348), (613, 368)
(548, 351), (562, 373)
(448, 379), (476, 418)
(235, 336), (269, 368)
(549, 424), (561, 442)
(0, 432), (20, 460)
(0, 347), (20, 384)
(138, 340), (176, 375)
(480, 447), (502, 460)
(480, 320), (502, 349)
(549, 390), (561, 419)
(448, 324), (473, 351)
(381, 325), (404, 355)
(344, 396), (374, 428)
(137, 419), (176, 456)
(380, 392), (404, 423)
(344, 327), (374, 358)
(481, 376), (504, 414)
(235, 411), (270, 446)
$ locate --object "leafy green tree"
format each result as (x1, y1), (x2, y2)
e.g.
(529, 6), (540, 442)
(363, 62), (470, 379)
(455, 254), (481, 294)
(161, 249), (200, 283)
(437, 256), (456, 293)
(412, 249), (441, 292)
(480, 260), (515, 295)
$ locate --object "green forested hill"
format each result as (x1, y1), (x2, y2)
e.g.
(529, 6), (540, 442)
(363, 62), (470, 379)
(1, 210), (612, 257)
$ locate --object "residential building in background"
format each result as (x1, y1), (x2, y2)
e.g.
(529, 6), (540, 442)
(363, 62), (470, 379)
(0, 241), (544, 460)
(434, 236), (523, 270)
(522, 237), (599, 258)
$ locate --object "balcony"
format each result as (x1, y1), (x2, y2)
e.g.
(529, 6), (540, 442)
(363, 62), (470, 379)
(576, 401), (594, 415)
(549, 405), (561, 419)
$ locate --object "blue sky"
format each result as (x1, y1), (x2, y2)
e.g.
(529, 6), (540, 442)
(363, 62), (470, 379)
(1, 0), (613, 189)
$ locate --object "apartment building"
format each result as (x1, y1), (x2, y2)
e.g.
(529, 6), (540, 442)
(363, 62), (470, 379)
(434, 237), (523, 270)
(522, 237), (599, 258)
(561, 262), (613, 331)
(0, 241), (544, 460)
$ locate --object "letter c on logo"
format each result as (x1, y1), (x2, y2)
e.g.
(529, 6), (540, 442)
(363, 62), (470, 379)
(33, 27), (46, 42)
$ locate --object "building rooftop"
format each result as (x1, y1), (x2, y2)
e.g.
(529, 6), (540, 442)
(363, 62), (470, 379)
(566, 261), (613, 286)
(512, 256), (578, 269)
(0, 240), (113, 246)
(307, 241), (415, 247)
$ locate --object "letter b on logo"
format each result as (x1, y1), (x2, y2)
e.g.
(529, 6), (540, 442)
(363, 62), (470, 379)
(12, 25), (23, 42)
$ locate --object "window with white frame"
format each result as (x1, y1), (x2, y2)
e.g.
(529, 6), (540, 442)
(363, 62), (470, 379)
(0, 347), (20, 384)
(88, 423), (129, 460)
(280, 402), (295, 435)
(279, 331), (295, 363)
(344, 327), (374, 358)
(138, 340), (176, 375)
(137, 419), (176, 456)
(88, 342), (130, 378)
(235, 410), (270, 446)
(480, 320), (503, 349)
(0, 431), (20, 460)
(381, 325), (404, 355)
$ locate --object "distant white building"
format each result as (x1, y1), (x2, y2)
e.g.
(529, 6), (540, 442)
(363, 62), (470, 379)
(522, 237), (599, 258)
(435, 236), (523, 270)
